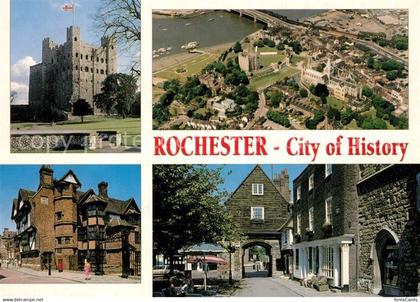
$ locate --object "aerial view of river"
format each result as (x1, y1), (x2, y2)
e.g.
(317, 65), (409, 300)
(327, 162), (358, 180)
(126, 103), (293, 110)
(153, 11), (263, 56)
(269, 9), (327, 21)
(152, 10), (327, 57)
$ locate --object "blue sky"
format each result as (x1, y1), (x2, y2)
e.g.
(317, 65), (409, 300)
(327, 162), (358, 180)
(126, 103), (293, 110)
(208, 164), (307, 195)
(11, 0), (138, 104)
(0, 165), (141, 231)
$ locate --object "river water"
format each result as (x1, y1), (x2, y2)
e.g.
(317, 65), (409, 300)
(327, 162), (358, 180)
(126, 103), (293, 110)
(153, 11), (263, 56)
(152, 10), (325, 56)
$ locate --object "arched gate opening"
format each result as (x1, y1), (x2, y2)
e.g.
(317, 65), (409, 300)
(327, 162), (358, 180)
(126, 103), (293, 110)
(241, 241), (272, 278)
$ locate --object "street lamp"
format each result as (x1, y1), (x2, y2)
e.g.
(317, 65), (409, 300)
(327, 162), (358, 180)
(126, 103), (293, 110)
(227, 244), (236, 285)
(121, 227), (130, 278)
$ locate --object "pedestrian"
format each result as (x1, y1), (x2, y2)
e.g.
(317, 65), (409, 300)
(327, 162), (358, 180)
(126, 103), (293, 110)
(84, 259), (92, 280)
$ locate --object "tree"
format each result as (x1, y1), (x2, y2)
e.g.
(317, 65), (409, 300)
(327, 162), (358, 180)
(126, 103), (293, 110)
(341, 108), (354, 125)
(327, 108), (341, 121)
(153, 165), (233, 275)
(361, 116), (387, 129)
(233, 41), (243, 53)
(276, 42), (285, 50)
(130, 92), (141, 117)
(94, 73), (138, 118)
(10, 90), (17, 104)
(386, 70), (398, 81)
(299, 88), (308, 98)
(267, 110), (291, 127)
(72, 98), (93, 123)
(270, 92), (282, 108)
(266, 39), (276, 48)
(367, 56), (375, 69)
(362, 85), (373, 98)
(254, 40), (265, 48)
(313, 83), (329, 103)
(94, 0), (141, 76)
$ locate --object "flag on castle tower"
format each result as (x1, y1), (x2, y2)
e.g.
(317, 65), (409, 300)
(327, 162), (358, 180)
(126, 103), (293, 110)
(61, 3), (74, 12)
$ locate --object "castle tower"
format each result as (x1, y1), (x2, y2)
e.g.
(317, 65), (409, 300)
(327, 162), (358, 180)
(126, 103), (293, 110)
(29, 26), (118, 121)
(53, 170), (80, 270)
(273, 169), (291, 203)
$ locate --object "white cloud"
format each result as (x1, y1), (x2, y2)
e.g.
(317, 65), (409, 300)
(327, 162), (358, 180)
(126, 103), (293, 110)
(11, 56), (37, 105)
(11, 56), (36, 81)
(10, 82), (29, 105)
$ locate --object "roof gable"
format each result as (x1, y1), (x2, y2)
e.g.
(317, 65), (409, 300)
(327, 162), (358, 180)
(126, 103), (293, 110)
(122, 198), (140, 215)
(225, 165), (290, 233)
(57, 170), (81, 187)
(226, 165), (285, 205)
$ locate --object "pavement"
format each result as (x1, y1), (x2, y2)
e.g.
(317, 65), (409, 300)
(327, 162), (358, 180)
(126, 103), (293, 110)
(0, 267), (140, 284)
(234, 275), (375, 297)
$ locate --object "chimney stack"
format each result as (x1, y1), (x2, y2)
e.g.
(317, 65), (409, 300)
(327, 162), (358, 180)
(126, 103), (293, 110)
(273, 169), (290, 203)
(98, 181), (108, 198)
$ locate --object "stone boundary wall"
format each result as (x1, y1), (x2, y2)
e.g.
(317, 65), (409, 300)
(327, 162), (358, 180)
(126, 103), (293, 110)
(11, 134), (92, 152)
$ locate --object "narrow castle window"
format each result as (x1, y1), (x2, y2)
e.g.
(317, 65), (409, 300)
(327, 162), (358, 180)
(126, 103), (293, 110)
(91, 68), (93, 73)
(100, 69), (104, 74)
(96, 57), (99, 62)
(85, 66), (89, 72)
(76, 52), (78, 58)
(85, 55), (88, 60)
(111, 45), (114, 50)
(74, 37), (77, 42)
(101, 58), (104, 63)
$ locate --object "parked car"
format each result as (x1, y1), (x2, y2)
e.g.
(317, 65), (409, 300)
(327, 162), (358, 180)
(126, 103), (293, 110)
(153, 264), (179, 279)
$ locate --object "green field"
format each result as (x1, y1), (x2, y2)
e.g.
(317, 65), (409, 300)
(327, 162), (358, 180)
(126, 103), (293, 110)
(290, 55), (307, 65)
(249, 66), (298, 91)
(155, 53), (219, 82)
(11, 116), (141, 147)
(259, 53), (286, 68)
(344, 108), (395, 130)
(326, 96), (345, 110)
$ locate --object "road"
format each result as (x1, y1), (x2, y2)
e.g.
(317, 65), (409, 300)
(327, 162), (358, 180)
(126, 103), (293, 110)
(0, 268), (79, 284)
(245, 90), (267, 130)
(233, 276), (375, 297)
(0, 267), (140, 284)
(234, 277), (302, 297)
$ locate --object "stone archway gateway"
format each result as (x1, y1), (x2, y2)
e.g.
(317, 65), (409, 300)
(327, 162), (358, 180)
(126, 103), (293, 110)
(241, 241), (273, 278)
(371, 228), (400, 296)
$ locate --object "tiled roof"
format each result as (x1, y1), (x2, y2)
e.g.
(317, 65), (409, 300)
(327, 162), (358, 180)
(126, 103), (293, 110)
(106, 198), (130, 214)
(19, 189), (36, 201)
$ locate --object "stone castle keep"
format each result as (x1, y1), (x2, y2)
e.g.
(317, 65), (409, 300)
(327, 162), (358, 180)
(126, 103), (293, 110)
(29, 26), (117, 121)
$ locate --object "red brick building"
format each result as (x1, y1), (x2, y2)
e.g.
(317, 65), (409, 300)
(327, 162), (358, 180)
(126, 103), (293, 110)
(11, 165), (141, 276)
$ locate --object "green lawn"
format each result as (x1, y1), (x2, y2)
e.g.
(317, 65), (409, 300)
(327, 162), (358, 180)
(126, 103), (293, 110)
(11, 116), (141, 147)
(155, 53), (219, 82)
(259, 53), (286, 68)
(345, 119), (360, 130)
(345, 108), (395, 130)
(327, 96), (345, 110)
(258, 46), (277, 53)
(249, 66), (298, 91)
(290, 55), (307, 65)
